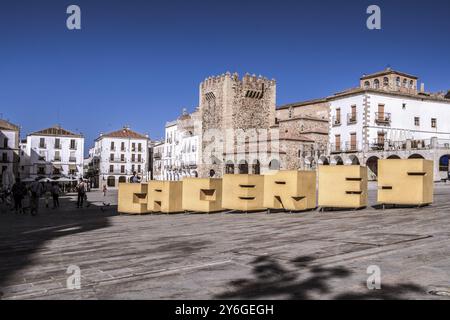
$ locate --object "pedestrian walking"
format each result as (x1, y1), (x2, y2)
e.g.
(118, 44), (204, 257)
(52, 182), (61, 209)
(76, 178), (86, 208)
(103, 185), (107, 197)
(11, 178), (27, 214)
(29, 178), (43, 216)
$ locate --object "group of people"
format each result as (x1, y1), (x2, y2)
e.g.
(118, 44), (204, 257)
(0, 177), (63, 215)
(1, 177), (90, 215)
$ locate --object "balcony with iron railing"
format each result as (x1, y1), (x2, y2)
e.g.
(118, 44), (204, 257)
(110, 158), (126, 163)
(108, 169), (128, 174)
(69, 157), (77, 162)
(330, 143), (342, 154)
(153, 152), (162, 159)
(345, 141), (360, 152)
(347, 113), (357, 125)
(52, 157), (61, 162)
(332, 116), (341, 127)
(375, 112), (391, 125)
(54, 144), (62, 150)
(370, 138), (387, 151)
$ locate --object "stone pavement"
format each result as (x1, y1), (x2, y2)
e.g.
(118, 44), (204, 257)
(1, 184), (450, 300)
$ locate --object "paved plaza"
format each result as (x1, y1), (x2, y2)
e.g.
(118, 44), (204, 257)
(1, 184), (450, 300)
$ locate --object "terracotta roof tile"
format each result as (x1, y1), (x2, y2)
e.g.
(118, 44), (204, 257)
(29, 126), (82, 137)
(101, 128), (148, 140)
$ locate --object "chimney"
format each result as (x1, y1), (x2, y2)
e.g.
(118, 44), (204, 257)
(420, 83), (425, 93)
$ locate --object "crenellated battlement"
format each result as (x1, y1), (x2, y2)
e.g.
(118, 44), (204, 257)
(200, 72), (276, 90)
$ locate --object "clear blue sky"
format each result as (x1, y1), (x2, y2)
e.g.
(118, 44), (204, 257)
(1, 0), (449, 153)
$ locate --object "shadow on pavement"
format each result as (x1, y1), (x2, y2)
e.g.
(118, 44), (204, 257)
(0, 192), (117, 294)
(215, 255), (425, 300)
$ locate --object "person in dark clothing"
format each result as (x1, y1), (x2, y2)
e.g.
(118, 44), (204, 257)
(11, 178), (26, 214)
(76, 178), (86, 208)
(52, 182), (61, 209)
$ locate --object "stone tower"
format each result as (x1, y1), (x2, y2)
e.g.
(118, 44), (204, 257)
(197, 72), (277, 177)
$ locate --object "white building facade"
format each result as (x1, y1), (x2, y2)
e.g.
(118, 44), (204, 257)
(161, 109), (200, 181)
(328, 69), (450, 180)
(0, 119), (20, 188)
(21, 126), (84, 180)
(162, 121), (179, 180)
(151, 141), (164, 180)
(93, 126), (150, 188)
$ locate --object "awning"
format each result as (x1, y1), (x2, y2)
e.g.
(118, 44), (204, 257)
(53, 164), (62, 169)
(69, 164), (78, 171)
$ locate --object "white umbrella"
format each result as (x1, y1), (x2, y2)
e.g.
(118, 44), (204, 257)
(56, 177), (77, 182)
(39, 178), (54, 182)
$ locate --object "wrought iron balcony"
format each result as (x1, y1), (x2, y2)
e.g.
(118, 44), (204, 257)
(347, 113), (357, 125)
(345, 141), (359, 152)
(375, 112), (391, 125)
(330, 144), (342, 153)
(332, 116), (341, 127)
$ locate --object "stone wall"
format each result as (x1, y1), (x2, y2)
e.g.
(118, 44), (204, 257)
(198, 72), (277, 177)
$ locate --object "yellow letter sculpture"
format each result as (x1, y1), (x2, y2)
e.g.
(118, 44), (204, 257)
(182, 178), (223, 213)
(318, 165), (368, 209)
(378, 159), (433, 206)
(264, 170), (316, 212)
(222, 174), (265, 212)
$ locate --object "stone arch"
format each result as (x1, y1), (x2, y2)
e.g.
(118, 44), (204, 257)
(319, 156), (330, 165)
(349, 155), (360, 165)
(269, 159), (280, 170)
(107, 176), (116, 187)
(408, 154), (424, 159)
(238, 160), (248, 174)
(225, 161), (234, 174)
(366, 156), (379, 177)
(373, 79), (380, 89)
(402, 78), (408, 87)
(387, 154), (401, 159)
(305, 156), (316, 169)
(252, 159), (261, 175)
(118, 176), (126, 183)
(364, 81), (370, 89)
(439, 155), (450, 172)
(334, 156), (344, 166)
